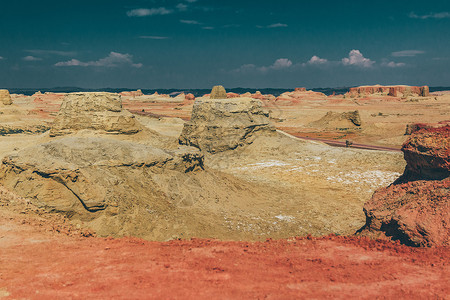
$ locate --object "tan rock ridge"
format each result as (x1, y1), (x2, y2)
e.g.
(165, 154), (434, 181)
(50, 92), (141, 137)
(0, 89), (13, 105)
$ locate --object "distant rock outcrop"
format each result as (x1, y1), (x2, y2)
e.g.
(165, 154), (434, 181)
(275, 89), (326, 105)
(185, 93), (195, 101)
(210, 85), (227, 99)
(346, 85), (429, 98)
(120, 89), (144, 97)
(308, 110), (362, 129)
(359, 125), (449, 246)
(179, 97), (276, 153)
(50, 92), (141, 137)
(226, 92), (240, 98)
(0, 89), (13, 105)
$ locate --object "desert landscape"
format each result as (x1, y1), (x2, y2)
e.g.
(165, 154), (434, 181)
(0, 84), (448, 298)
(1, 0), (449, 298)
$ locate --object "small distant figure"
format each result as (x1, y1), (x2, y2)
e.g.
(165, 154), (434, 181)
(345, 140), (353, 148)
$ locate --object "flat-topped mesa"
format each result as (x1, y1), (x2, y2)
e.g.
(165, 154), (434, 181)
(179, 97), (276, 153)
(359, 125), (449, 247)
(0, 89), (13, 105)
(210, 85), (227, 99)
(346, 85), (429, 98)
(49, 92), (141, 137)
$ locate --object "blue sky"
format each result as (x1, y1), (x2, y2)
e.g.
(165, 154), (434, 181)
(0, 0), (449, 88)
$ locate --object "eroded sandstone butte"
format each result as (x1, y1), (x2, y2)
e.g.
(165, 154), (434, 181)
(179, 95), (276, 153)
(359, 125), (449, 246)
(50, 92), (141, 136)
(209, 85), (227, 99)
(0, 89), (13, 105)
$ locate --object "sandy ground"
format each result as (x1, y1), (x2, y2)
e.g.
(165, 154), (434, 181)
(0, 205), (448, 299)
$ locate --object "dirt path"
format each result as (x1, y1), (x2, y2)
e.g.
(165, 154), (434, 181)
(0, 209), (448, 299)
(289, 133), (402, 152)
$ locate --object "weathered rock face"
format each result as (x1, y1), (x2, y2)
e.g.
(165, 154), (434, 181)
(401, 125), (450, 180)
(346, 85), (429, 98)
(405, 121), (450, 135)
(50, 92), (141, 136)
(308, 110), (362, 129)
(210, 85), (227, 99)
(0, 137), (204, 215)
(361, 178), (449, 247)
(0, 89), (13, 105)
(360, 126), (449, 246)
(179, 97), (276, 153)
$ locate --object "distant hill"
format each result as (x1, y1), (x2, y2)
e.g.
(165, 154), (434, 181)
(4, 86), (450, 97)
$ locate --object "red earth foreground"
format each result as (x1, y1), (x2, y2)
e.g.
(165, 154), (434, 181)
(0, 212), (449, 299)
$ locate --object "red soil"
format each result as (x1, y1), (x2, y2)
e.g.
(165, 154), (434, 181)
(1, 212), (448, 299)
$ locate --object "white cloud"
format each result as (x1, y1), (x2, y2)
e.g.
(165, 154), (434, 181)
(23, 56), (42, 61)
(202, 26), (214, 30)
(176, 3), (188, 11)
(26, 49), (76, 56)
(185, 0), (197, 2)
(409, 12), (450, 19)
(55, 59), (86, 66)
(306, 55), (328, 65)
(55, 52), (142, 68)
(270, 58), (292, 69)
(139, 36), (170, 39)
(391, 50), (425, 57)
(382, 61), (406, 68)
(126, 7), (172, 17)
(342, 50), (375, 68)
(268, 23), (288, 28)
(233, 58), (292, 73)
(180, 19), (201, 24)
(0, 56), (3, 60)
(257, 23), (288, 28)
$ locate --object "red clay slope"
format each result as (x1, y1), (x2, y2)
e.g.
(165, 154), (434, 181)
(0, 213), (448, 299)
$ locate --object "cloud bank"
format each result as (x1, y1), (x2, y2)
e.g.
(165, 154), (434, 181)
(391, 50), (425, 57)
(55, 52), (142, 68)
(409, 12), (450, 19)
(127, 8), (172, 17)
